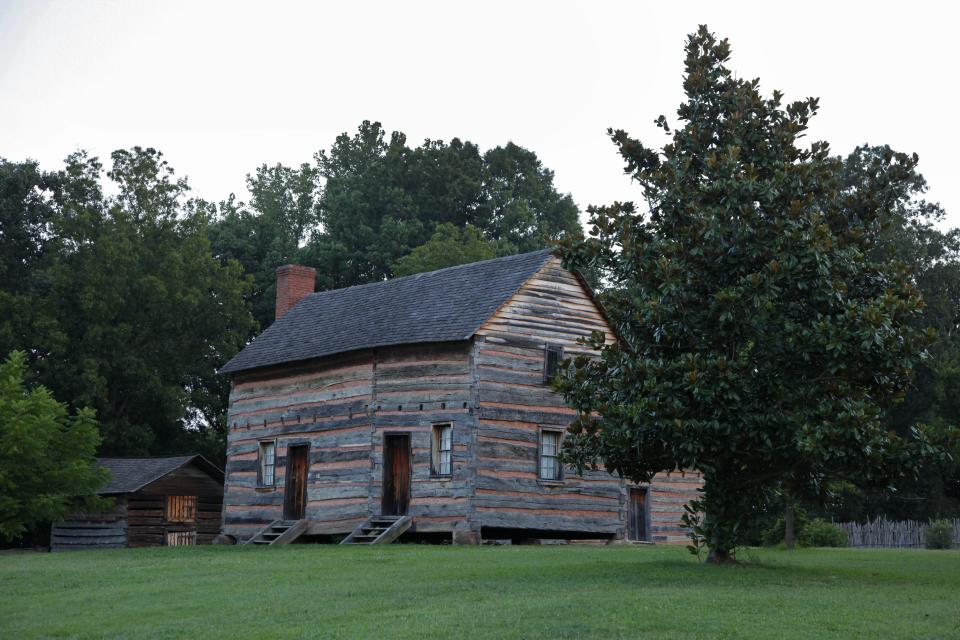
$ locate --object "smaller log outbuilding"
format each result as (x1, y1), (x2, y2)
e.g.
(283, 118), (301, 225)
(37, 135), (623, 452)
(51, 455), (223, 551)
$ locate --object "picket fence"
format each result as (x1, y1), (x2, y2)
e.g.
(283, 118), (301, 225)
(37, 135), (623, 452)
(837, 517), (960, 548)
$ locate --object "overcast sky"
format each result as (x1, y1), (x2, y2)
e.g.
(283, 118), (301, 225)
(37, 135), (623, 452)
(2, 1), (957, 229)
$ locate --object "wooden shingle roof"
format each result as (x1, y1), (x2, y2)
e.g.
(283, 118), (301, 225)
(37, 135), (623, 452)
(219, 249), (554, 375)
(96, 455), (223, 494)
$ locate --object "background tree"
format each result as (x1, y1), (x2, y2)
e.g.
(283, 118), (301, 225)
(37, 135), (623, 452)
(1, 149), (255, 465)
(208, 163), (320, 329)
(0, 159), (58, 360)
(812, 145), (960, 525)
(393, 223), (499, 276)
(307, 121), (429, 289)
(0, 351), (107, 542)
(479, 142), (580, 253)
(740, 146), (960, 546)
(209, 121), (583, 326)
(301, 121), (582, 294)
(556, 26), (939, 563)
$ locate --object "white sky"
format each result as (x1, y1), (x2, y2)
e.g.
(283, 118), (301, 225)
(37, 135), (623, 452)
(2, 0), (957, 229)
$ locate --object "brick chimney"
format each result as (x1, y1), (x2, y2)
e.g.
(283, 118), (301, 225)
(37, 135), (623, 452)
(275, 264), (316, 321)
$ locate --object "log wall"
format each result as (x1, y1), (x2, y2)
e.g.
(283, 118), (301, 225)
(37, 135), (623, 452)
(224, 343), (477, 540)
(51, 499), (128, 551)
(647, 471), (704, 543)
(472, 256), (626, 536)
(223, 351), (375, 539)
(369, 343), (476, 534)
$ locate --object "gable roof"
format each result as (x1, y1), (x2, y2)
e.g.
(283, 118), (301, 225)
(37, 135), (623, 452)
(96, 455), (223, 494)
(219, 249), (555, 375)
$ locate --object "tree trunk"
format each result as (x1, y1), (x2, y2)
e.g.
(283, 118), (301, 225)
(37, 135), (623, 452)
(706, 547), (737, 565)
(784, 492), (796, 550)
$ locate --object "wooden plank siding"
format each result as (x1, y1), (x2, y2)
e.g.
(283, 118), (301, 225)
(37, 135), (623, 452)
(471, 257), (703, 541)
(472, 256), (627, 536)
(369, 343), (477, 535)
(223, 350), (375, 538)
(223, 343), (478, 540)
(646, 471), (704, 544)
(51, 499), (128, 551)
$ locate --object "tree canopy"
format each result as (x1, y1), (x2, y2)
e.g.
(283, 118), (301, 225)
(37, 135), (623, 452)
(208, 162), (319, 329)
(0, 149), (256, 464)
(393, 223), (499, 276)
(824, 145), (960, 522)
(556, 26), (945, 562)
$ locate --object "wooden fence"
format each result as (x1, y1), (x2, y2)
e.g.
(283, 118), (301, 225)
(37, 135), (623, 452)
(837, 517), (960, 548)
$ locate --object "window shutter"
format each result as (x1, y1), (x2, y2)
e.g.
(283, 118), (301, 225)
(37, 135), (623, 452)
(544, 345), (563, 383)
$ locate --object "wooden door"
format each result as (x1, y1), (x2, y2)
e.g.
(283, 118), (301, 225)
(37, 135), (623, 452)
(284, 444), (309, 520)
(382, 434), (411, 516)
(627, 487), (648, 542)
(165, 531), (196, 546)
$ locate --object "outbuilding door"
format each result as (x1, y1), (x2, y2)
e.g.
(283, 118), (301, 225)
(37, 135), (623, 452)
(382, 434), (411, 516)
(627, 487), (649, 542)
(284, 444), (310, 520)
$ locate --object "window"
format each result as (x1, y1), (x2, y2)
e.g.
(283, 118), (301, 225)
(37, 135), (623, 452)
(543, 345), (563, 384)
(431, 424), (452, 476)
(258, 440), (276, 486)
(166, 495), (197, 523)
(539, 430), (563, 481)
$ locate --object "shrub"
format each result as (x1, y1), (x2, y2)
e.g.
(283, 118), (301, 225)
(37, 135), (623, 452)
(926, 520), (955, 550)
(761, 518), (788, 546)
(798, 519), (848, 548)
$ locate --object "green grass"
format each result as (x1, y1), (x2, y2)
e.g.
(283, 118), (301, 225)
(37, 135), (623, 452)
(1, 545), (958, 639)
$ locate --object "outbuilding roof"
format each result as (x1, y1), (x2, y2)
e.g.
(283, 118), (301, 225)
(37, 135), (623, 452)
(219, 249), (555, 375)
(96, 455), (223, 494)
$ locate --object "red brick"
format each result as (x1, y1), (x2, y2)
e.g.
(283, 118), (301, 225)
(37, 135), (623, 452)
(275, 264), (316, 320)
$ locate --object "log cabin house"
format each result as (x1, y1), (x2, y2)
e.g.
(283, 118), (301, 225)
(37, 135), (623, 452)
(219, 250), (701, 545)
(51, 455), (223, 551)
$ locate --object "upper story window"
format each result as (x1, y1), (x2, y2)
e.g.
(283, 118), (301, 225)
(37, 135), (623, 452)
(431, 424), (452, 476)
(539, 429), (563, 481)
(258, 440), (276, 486)
(543, 345), (564, 384)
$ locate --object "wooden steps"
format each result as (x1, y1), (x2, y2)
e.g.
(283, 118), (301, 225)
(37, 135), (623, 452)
(340, 515), (411, 545)
(243, 519), (308, 546)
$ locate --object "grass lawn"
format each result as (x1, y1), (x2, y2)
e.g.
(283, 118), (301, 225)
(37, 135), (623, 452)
(1, 544), (958, 639)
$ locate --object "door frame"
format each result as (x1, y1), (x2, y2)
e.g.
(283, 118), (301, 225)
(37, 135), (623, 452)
(381, 432), (412, 516)
(283, 442), (310, 520)
(627, 486), (650, 542)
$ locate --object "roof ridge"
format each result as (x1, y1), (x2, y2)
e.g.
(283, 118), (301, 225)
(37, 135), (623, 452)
(302, 248), (553, 300)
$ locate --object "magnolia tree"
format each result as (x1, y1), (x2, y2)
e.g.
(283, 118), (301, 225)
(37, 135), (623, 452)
(556, 26), (940, 563)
